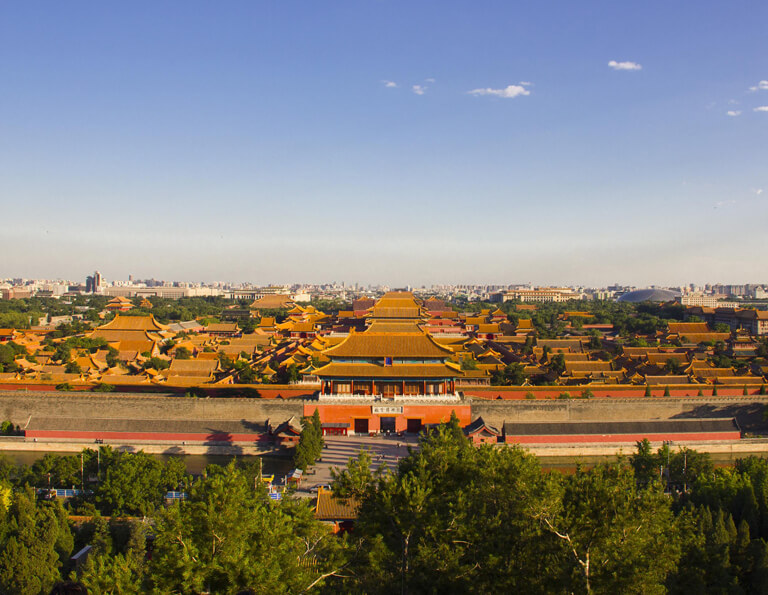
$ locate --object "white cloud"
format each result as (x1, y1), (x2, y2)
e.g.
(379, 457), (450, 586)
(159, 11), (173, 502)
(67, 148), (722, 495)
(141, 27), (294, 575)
(382, 80), (398, 88)
(467, 84), (531, 99)
(714, 200), (737, 209)
(748, 80), (768, 91)
(752, 188), (764, 196)
(519, 81), (532, 86)
(412, 85), (426, 95)
(425, 78), (436, 83)
(608, 60), (642, 71)
(754, 106), (768, 112)
(727, 110), (742, 117)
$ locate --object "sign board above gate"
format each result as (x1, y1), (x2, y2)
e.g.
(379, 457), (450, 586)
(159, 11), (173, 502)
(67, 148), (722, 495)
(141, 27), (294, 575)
(372, 406), (403, 414)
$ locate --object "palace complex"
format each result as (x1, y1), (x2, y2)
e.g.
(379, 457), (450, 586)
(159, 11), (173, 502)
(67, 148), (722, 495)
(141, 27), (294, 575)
(1, 289), (768, 444)
(315, 292), (461, 398)
(0, 290), (767, 398)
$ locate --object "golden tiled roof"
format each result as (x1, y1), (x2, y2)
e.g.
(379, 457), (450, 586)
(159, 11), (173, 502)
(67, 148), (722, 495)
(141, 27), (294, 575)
(205, 323), (239, 333)
(323, 322), (453, 358)
(315, 488), (359, 521)
(644, 375), (692, 385)
(465, 316), (488, 326)
(668, 322), (711, 334)
(96, 314), (167, 332)
(562, 353), (590, 362)
(113, 340), (156, 355)
(475, 324), (501, 334)
(674, 333), (731, 344)
(314, 362), (461, 378)
(564, 361), (613, 373)
(168, 359), (219, 377)
(622, 347), (660, 357)
(370, 292), (425, 319)
(647, 352), (689, 366)
(694, 367), (735, 378)
(251, 295), (294, 309)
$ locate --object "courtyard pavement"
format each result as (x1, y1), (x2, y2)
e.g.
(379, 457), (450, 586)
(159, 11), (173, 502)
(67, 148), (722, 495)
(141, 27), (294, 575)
(293, 434), (421, 496)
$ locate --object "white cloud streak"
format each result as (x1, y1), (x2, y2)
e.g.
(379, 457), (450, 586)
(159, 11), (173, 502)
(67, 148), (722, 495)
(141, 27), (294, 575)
(608, 60), (642, 71)
(412, 85), (426, 95)
(727, 110), (742, 117)
(754, 106), (768, 112)
(749, 80), (768, 91)
(382, 80), (397, 88)
(714, 200), (737, 209)
(425, 78), (436, 83)
(467, 84), (531, 99)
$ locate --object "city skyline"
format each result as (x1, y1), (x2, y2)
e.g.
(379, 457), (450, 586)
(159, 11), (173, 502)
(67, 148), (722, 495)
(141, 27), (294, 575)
(3, 270), (767, 294)
(1, 1), (766, 285)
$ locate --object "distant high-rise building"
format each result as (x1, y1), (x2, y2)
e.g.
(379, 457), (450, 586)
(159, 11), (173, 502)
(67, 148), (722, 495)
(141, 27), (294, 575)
(86, 270), (102, 293)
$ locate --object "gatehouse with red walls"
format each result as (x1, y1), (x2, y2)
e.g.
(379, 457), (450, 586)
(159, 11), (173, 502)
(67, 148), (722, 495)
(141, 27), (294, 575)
(306, 402), (471, 436)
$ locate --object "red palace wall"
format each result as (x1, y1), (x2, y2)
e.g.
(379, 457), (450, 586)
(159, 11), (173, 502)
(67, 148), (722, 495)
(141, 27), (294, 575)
(0, 384), (314, 399)
(25, 430), (270, 443)
(464, 386), (766, 400)
(2, 383), (763, 401)
(505, 431), (742, 444)
(306, 403), (472, 433)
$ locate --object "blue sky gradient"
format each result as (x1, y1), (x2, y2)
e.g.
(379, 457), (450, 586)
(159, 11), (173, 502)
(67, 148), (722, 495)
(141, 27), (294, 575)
(1, 1), (766, 286)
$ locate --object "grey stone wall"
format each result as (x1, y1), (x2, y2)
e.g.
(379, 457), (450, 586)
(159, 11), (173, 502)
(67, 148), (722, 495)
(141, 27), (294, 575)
(471, 397), (768, 432)
(0, 392), (304, 427)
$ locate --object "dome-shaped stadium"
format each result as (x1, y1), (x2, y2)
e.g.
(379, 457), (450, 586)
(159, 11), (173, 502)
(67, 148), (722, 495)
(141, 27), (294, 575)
(616, 288), (681, 303)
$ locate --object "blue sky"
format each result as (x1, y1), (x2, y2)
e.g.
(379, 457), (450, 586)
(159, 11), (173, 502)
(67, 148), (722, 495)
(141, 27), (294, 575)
(1, 1), (766, 286)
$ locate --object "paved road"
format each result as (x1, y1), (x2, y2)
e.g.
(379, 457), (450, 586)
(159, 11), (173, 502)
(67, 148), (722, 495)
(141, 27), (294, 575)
(297, 435), (420, 495)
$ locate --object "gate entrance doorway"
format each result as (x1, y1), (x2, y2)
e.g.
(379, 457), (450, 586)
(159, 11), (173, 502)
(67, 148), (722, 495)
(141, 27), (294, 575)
(406, 418), (422, 434)
(380, 417), (396, 434)
(354, 418), (369, 435)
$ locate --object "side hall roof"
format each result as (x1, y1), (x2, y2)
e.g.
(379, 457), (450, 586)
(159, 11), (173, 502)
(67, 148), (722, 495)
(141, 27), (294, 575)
(95, 314), (167, 332)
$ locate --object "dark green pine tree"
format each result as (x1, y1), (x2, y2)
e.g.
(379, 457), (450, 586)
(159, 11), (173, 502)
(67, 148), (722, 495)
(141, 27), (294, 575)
(0, 488), (73, 595)
(311, 407), (325, 459)
(447, 410), (468, 446)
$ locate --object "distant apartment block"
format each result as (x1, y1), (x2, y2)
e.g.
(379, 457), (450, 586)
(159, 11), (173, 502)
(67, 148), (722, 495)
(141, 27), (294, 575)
(103, 286), (221, 299)
(681, 294), (738, 308)
(491, 287), (579, 303)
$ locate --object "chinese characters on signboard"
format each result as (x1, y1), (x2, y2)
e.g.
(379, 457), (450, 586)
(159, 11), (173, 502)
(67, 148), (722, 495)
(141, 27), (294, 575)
(371, 406), (404, 414)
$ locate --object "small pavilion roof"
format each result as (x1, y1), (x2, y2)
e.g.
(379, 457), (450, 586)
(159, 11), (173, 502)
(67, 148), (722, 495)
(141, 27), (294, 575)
(315, 488), (359, 521)
(464, 417), (501, 436)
